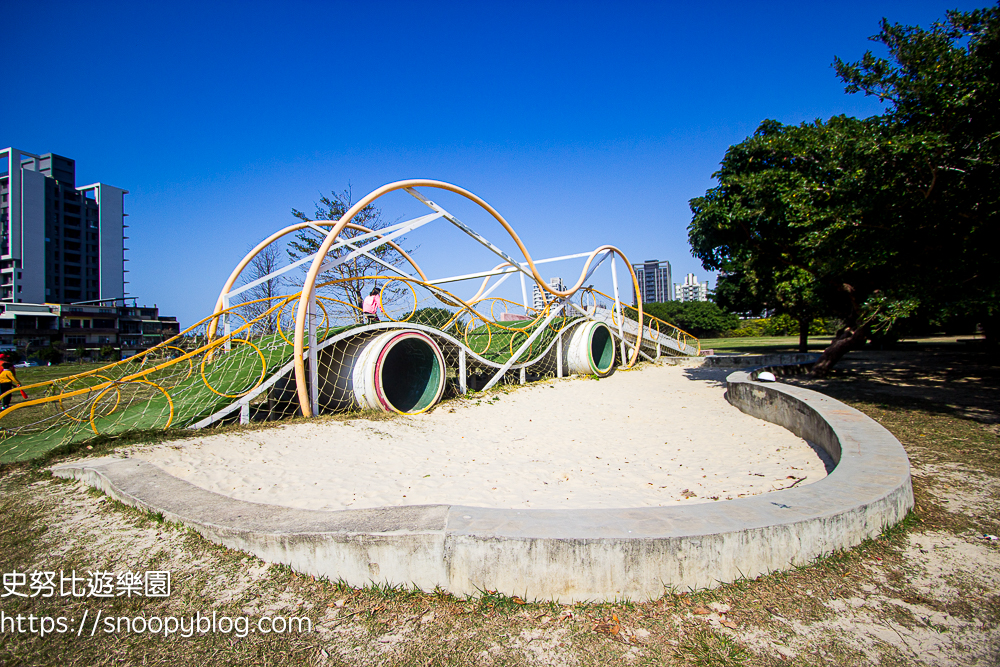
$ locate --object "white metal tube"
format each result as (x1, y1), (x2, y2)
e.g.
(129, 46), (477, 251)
(222, 294), (231, 352)
(308, 292), (318, 416)
(226, 252), (315, 299)
(427, 265), (520, 285)
(317, 215), (429, 275)
(428, 251), (594, 287)
(320, 212), (441, 259)
(477, 269), (514, 302)
(482, 302), (564, 392)
(611, 256), (626, 361)
(459, 348), (467, 394)
(405, 187), (535, 282)
(556, 332), (563, 378)
(340, 240), (415, 280)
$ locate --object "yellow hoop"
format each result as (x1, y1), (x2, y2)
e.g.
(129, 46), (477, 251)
(463, 315), (493, 357)
(199, 339), (268, 399)
(382, 278), (418, 323)
(141, 346), (195, 389)
(89, 379), (174, 435)
(59, 374), (120, 423)
(277, 296), (328, 347)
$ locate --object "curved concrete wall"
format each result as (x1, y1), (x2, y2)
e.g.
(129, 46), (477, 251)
(51, 371), (913, 601)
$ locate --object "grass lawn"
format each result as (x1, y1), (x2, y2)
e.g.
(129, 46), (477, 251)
(15, 362), (109, 385)
(0, 344), (997, 665)
(700, 336), (834, 354)
(702, 333), (987, 355)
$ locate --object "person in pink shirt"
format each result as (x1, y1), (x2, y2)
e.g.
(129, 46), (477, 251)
(362, 287), (382, 323)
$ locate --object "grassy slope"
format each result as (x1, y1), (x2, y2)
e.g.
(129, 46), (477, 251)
(0, 328), (354, 463)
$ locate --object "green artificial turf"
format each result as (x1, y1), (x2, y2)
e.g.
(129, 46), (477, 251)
(0, 327), (353, 462)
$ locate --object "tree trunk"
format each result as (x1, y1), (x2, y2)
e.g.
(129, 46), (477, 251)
(798, 316), (809, 353)
(811, 321), (867, 378)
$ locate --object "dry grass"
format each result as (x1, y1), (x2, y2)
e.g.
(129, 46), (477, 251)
(0, 345), (998, 665)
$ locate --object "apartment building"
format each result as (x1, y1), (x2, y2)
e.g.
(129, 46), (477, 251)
(674, 273), (710, 302)
(0, 300), (179, 360)
(532, 277), (566, 311)
(1, 148), (127, 304)
(631, 259), (672, 305)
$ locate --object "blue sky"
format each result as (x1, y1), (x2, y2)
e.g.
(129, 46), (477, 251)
(4, 1), (986, 327)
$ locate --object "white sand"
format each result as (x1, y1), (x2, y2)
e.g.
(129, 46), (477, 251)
(129, 364), (832, 511)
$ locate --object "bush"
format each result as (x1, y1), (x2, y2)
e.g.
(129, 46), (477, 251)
(34, 345), (64, 365)
(726, 315), (839, 337)
(635, 301), (740, 338)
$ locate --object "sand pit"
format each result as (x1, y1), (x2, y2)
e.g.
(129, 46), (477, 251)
(128, 364), (832, 511)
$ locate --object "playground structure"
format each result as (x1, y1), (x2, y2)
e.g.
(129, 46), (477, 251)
(0, 180), (701, 462)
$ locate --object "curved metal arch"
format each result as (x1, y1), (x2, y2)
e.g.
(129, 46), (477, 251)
(292, 180), (645, 417)
(208, 220), (428, 342)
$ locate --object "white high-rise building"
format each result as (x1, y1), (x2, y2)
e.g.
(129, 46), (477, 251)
(674, 273), (709, 302)
(631, 259), (672, 305)
(532, 277), (565, 311)
(0, 148), (127, 304)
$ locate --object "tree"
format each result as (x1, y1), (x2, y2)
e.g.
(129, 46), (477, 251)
(234, 242), (284, 336)
(35, 344), (64, 365)
(712, 272), (768, 319)
(714, 268), (826, 352)
(689, 5), (1000, 374)
(14, 336), (33, 363)
(635, 301), (739, 338)
(834, 5), (1000, 344)
(690, 116), (900, 368)
(289, 188), (406, 324)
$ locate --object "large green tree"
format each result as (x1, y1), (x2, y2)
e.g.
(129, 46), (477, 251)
(689, 5), (999, 375)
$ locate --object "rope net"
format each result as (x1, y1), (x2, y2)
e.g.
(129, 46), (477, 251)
(0, 276), (697, 462)
(0, 175), (710, 461)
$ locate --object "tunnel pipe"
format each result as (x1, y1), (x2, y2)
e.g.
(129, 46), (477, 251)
(319, 330), (446, 415)
(563, 321), (617, 377)
(293, 180), (644, 417)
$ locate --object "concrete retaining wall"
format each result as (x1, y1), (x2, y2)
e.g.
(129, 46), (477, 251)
(52, 371), (912, 601)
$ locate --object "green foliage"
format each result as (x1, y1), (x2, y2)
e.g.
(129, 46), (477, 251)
(690, 5), (1000, 355)
(34, 346), (63, 365)
(712, 272), (767, 317)
(833, 6), (999, 327)
(639, 301), (740, 338)
(727, 315), (838, 338)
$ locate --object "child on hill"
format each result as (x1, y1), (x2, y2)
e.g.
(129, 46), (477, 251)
(0, 362), (21, 410)
(362, 287), (383, 323)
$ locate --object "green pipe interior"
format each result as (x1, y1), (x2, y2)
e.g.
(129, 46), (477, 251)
(589, 323), (615, 374)
(380, 337), (443, 413)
